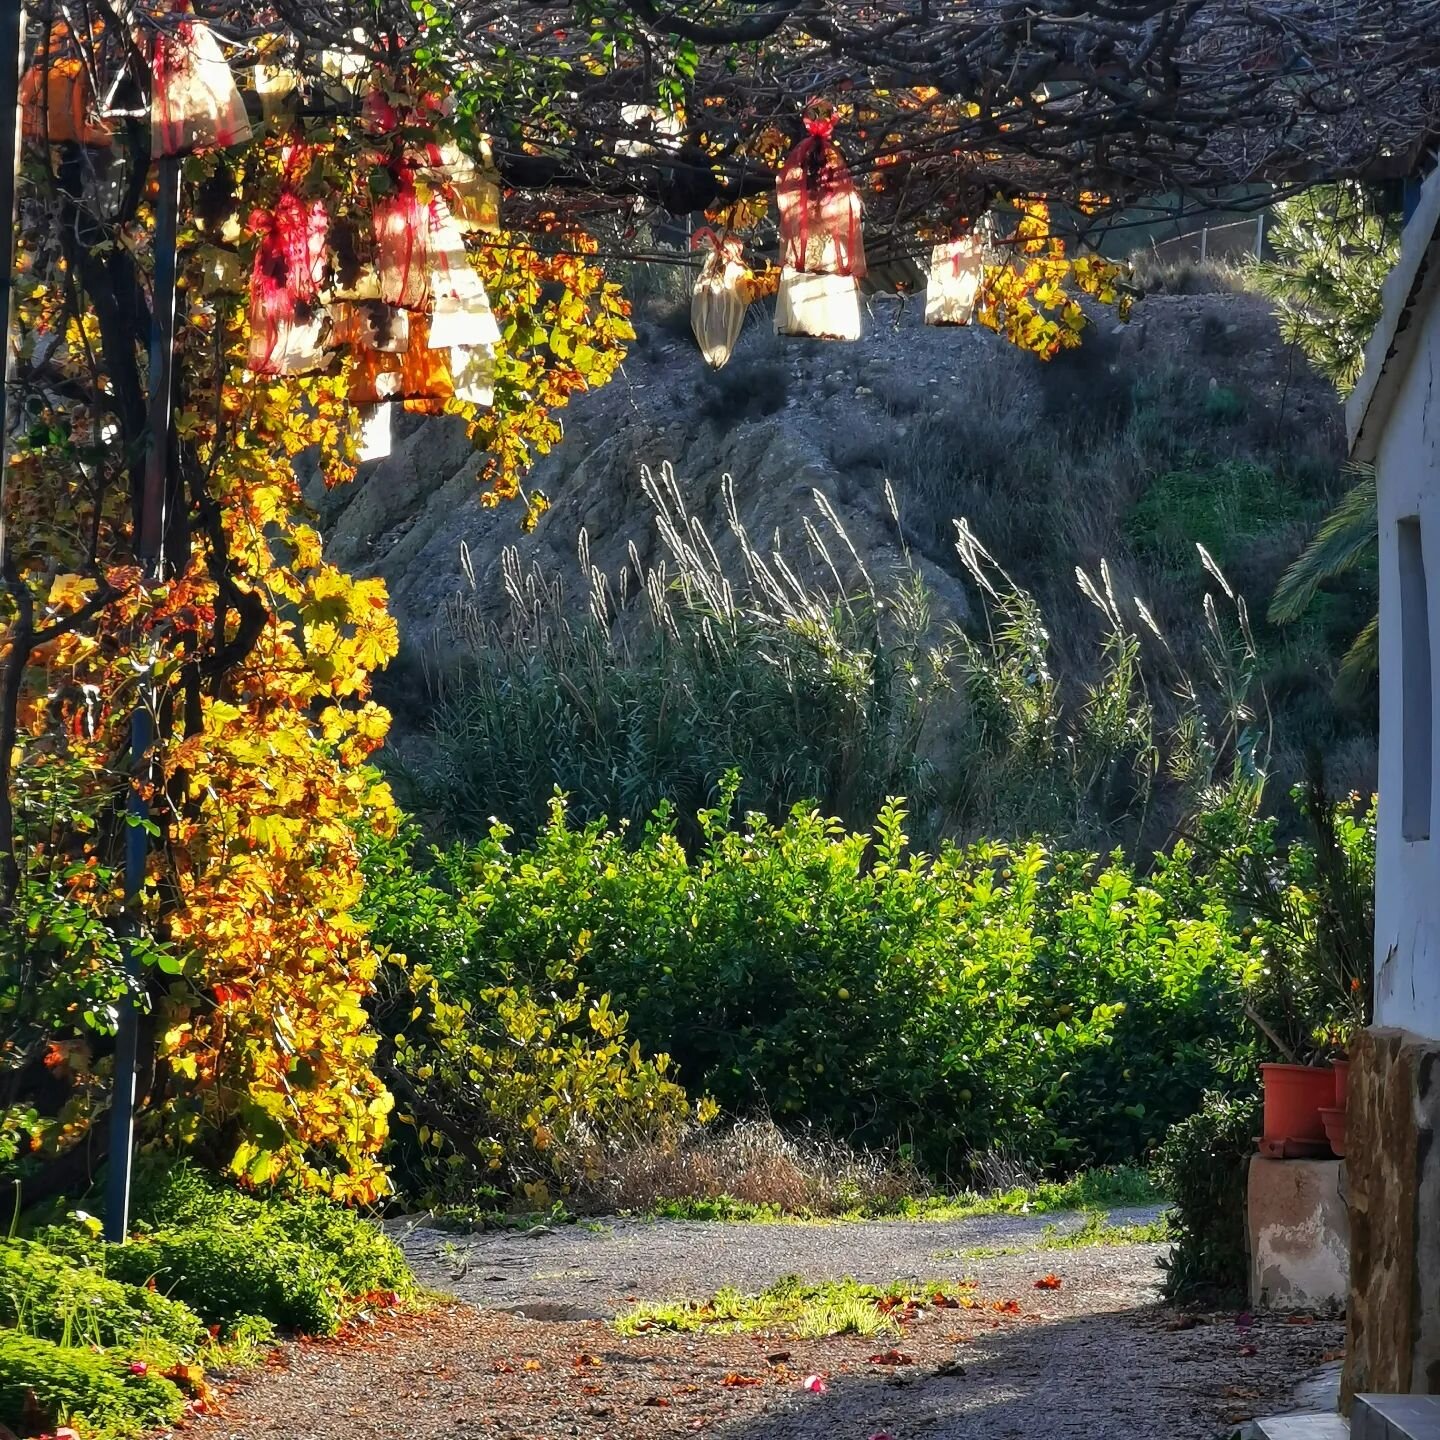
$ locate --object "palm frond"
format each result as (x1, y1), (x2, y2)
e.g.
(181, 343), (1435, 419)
(1335, 613), (1380, 705)
(1268, 464), (1377, 625)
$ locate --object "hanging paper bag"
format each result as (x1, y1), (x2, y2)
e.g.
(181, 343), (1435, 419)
(330, 300), (410, 353)
(372, 167), (429, 310)
(254, 61), (300, 120)
(320, 37), (368, 101)
(246, 165), (329, 375)
(425, 140), (502, 235)
(450, 345), (496, 407)
(616, 103), (683, 158)
(249, 312), (328, 374)
(925, 234), (986, 326)
(421, 195), (502, 350)
(152, 15), (252, 156)
(21, 54), (112, 146)
(328, 215), (380, 301)
(350, 313), (453, 408)
(776, 113), (865, 277)
(430, 292), (502, 351)
(355, 403), (393, 462)
(774, 268), (861, 341)
(689, 228), (750, 370)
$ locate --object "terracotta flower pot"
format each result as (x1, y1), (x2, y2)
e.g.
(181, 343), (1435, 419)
(1332, 1058), (1350, 1109)
(1318, 1105), (1347, 1158)
(1260, 1062), (1334, 1154)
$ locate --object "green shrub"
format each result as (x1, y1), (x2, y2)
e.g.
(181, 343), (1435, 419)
(0, 1237), (206, 1352)
(383, 955), (701, 1204)
(1154, 1090), (1260, 1302)
(0, 1332), (184, 1436)
(105, 1228), (340, 1336)
(130, 1162), (412, 1303)
(368, 787), (1260, 1186)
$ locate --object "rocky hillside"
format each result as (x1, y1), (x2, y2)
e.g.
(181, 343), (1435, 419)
(308, 278), (1367, 788)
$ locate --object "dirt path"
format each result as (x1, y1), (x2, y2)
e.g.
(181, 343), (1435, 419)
(172, 1212), (1344, 1440)
(396, 1207), (1170, 1320)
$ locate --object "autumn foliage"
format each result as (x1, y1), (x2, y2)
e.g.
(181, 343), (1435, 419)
(0, 46), (633, 1204)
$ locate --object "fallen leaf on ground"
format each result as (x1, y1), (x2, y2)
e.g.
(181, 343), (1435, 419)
(867, 1350), (914, 1366)
(1238, 1344), (1259, 1357)
(992, 1299), (1023, 1314)
(1034, 1274), (1063, 1290)
(522, 1359), (542, 1371)
(573, 1353), (603, 1368)
(643, 1397), (670, 1408)
(1287, 1315), (1316, 1326)
(722, 1373), (763, 1388)
(931, 1292), (959, 1308)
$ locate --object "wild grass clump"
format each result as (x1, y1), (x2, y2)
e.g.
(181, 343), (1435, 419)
(1127, 251), (1253, 297)
(401, 463), (948, 848)
(403, 451), (1287, 854)
(601, 1119), (922, 1218)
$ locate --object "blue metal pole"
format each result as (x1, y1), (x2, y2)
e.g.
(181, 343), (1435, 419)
(103, 153), (180, 1245)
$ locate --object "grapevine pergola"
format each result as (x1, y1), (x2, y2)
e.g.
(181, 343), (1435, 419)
(1, 0), (1436, 1234)
(230, 0), (1438, 232)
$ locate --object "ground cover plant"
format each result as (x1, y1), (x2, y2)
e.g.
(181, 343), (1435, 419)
(615, 1275), (988, 1339)
(1, 1165), (415, 1438)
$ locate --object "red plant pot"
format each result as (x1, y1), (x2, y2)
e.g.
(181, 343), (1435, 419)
(1260, 1063), (1334, 1153)
(1319, 1105), (1347, 1158)
(1332, 1059), (1350, 1109)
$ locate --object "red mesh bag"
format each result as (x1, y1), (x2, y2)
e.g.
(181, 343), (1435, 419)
(372, 166), (430, 310)
(247, 149), (329, 374)
(776, 115), (865, 278)
(152, 9), (252, 157)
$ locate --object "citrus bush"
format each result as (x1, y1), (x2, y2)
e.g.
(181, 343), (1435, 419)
(364, 786), (1260, 1184)
(359, 835), (701, 1202)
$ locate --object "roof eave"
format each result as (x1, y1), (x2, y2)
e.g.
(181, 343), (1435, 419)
(1348, 167), (1440, 464)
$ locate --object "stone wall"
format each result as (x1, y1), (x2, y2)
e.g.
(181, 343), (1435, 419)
(1343, 1026), (1440, 1407)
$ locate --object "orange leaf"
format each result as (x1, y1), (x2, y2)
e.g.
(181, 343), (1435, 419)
(866, 1350), (914, 1366)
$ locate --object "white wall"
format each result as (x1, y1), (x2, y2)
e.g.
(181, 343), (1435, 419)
(1375, 279), (1440, 1038)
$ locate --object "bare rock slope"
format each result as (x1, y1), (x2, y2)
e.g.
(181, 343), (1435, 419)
(307, 287), (1343, 664)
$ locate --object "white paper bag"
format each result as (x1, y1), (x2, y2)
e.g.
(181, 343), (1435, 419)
(925, 236), (985, 326)
(774, 268), (861, 341)
(152, 20), (252, 156)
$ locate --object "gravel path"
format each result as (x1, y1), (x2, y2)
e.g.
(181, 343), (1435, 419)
(173, 1211), (1345, 1440)
(395, 1207), (1171, 1319)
